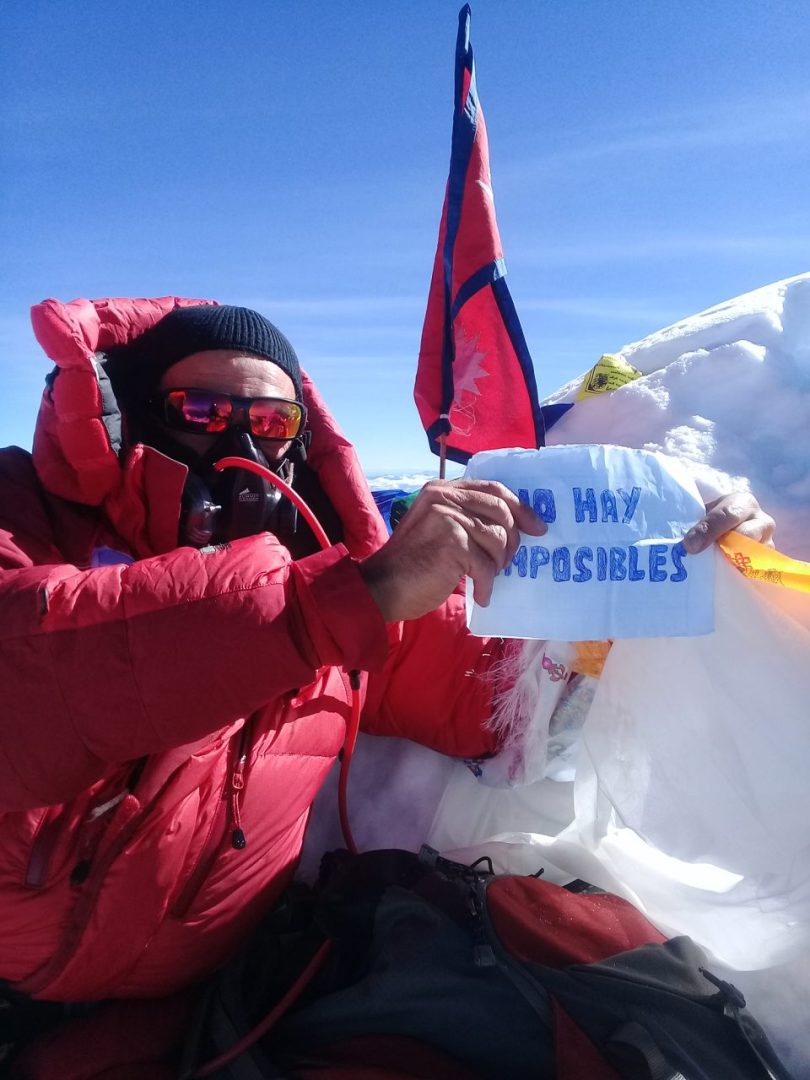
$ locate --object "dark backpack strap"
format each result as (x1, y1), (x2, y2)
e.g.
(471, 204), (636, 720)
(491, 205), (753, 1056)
(700, 970), (794, 1080)
(553, 999), (623, 1080)
(607, 1021), (688, 1080)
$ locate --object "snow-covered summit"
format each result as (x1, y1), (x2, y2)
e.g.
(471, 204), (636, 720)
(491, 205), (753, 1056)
(544, 272), (810, 560)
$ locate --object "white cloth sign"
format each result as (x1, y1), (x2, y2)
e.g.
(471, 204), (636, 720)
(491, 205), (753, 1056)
(464, 444), (714, 640)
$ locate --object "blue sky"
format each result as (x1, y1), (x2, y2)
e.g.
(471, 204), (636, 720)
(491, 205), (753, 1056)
(2, 1), (809, 474)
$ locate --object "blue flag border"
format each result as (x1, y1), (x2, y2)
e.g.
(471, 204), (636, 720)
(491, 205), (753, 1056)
(426, 4), (547, 464)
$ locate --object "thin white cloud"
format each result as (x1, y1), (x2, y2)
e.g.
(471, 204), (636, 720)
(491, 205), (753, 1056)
(237, 289), (690, 339)
(521, 90), (810, 173)
(366, 472), (442, 491)
(238, 289), (682, 324)
(234, 296), (423, 319)
(516, 233), (810, 266)
(517, 296), (682, 323)
(302, 352), (415, 370)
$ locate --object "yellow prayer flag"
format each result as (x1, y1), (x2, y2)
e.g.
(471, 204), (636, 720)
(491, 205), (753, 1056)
(719, 533), (810, 594)
(576, 354), (643, 401)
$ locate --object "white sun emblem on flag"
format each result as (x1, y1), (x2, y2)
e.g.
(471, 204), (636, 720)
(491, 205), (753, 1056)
(449, 328), (490, 437)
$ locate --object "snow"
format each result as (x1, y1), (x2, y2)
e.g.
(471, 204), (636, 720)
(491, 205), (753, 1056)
(544, 272), (810, 561)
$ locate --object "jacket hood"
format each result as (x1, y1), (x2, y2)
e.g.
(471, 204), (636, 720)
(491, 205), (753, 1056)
(30, 296), (387, 559)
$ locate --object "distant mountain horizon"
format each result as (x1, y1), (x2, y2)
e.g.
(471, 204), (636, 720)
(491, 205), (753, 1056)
(366, 469), (463, 491)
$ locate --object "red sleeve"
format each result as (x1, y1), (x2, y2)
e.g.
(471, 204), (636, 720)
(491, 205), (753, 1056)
(0, 532), (388, 810)
(361, 589), (504, 759)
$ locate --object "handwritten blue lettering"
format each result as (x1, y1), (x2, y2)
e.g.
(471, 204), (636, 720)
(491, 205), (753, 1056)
(628, 545), (645, 581)
(648, 544), (668, 582)
(573, 487), (597, 523)
(552, 547), (571, 582)
(600, 490), (618, 523)
(596, 546), (608, 581)
(670, 541), (688, 582)
(573, 546), (593, 582)
(518, 488), (556, 523)
(503, 545), (528, 578)
(502, 542), (688, 585)
(532, 489), (556, 523)
(530, 546), (550, 578)
(618, 486), (641, 523)
(610, 547), (627, 581)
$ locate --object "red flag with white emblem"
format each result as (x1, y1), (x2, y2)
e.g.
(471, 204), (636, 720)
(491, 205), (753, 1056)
(415, 4), (545, 471)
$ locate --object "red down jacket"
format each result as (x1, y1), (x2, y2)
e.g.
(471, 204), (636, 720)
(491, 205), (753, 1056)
(0, 296), (503, 1005)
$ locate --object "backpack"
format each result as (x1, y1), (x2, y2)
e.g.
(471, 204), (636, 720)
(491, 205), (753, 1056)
(180, 847), (792, 1080)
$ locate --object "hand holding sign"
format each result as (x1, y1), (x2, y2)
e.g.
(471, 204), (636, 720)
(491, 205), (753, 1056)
(685, 492), (776, 553)
(360, 479), (546, 622)
(465, 445), (716, 640)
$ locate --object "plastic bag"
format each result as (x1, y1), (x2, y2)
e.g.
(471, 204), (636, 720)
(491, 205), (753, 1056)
(567, 551), (810, 967)
(428, 551), (810, 970)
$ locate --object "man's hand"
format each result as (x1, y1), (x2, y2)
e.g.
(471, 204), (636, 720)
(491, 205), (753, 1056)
(360, 479), (547, 622)
(683, 492), (775, 554)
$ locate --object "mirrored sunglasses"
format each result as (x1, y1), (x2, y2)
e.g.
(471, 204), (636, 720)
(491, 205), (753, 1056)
(153, 388), (306, 441)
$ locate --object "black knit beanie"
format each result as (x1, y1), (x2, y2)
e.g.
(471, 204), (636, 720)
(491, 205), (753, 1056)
(105, 304), (302, 407)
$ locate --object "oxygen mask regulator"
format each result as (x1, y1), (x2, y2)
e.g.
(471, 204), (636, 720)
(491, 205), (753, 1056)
(180, 429), (301, 548)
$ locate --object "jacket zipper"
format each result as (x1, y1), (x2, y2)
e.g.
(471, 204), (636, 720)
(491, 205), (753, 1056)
(169, 778), (229, 917)
(16, 739), (243, 997)
(17, 791), (145, 996)
(24, 759), (146, 891)
(24, 805), (67, 890)
(171, 726), (250, 916)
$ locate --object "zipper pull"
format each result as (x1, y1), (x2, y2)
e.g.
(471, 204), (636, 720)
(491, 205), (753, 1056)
(70, 858), (91, 887)
(467, 886), (495, 967)
(70, 831), (96, 887)
(230, 755), (247, 850)
(69, 790), (130, 887)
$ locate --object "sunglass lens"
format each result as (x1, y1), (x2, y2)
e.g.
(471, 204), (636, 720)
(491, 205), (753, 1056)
(167, 390), (231, 432)
(249, 400), (302, 439)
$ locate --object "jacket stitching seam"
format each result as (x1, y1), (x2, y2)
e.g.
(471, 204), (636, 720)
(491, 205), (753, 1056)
(252, 749), (336, 760)
(0, 579), (287, 643)
(0, 738), (41, 806)
(41, 630), (107, 793)
(120, 584), (162, 749)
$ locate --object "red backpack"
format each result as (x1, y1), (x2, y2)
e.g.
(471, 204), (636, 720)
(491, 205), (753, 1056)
(180, 847), (791, 1080)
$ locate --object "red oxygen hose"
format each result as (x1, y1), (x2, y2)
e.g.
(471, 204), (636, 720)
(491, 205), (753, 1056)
(213, 456), (360, 854)
(339, 670), (362, 856)
(187, 459), (361, 1077)
(193, 939), (334, 1078)
(213, 456), (331, 549)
